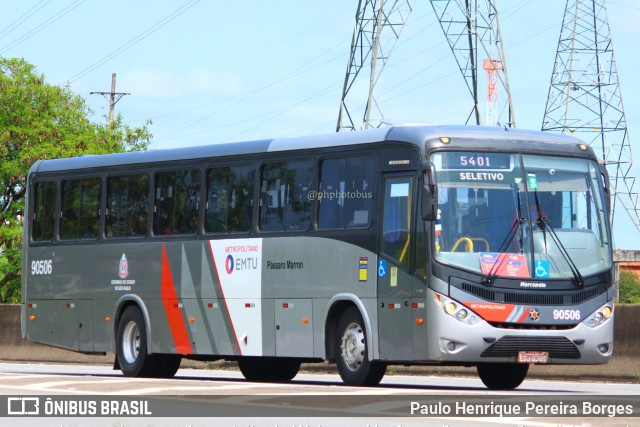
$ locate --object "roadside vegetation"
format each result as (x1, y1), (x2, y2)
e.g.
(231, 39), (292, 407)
(619, 270), (640, 304)
(0, 57), (151, 303)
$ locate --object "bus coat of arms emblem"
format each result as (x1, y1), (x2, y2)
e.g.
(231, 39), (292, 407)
(118, 253), (129, 279)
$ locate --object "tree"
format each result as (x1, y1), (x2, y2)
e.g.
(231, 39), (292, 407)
(0, 58), (151, 303)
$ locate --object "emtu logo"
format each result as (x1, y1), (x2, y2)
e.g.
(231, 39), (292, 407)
(225, 255), (234, 274)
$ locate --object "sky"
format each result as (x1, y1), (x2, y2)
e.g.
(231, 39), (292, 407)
(1, 0), (640, 249)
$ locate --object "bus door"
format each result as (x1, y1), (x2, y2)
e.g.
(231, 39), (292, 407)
(377, 175), (414, 361)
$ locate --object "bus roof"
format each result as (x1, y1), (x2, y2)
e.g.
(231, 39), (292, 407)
(29, 124), (594, 175)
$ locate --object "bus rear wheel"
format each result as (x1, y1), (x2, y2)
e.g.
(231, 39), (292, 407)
(116, 306), (153, 377)
(116, 306), (181, 378)
(238, 357), (301, 382)
(154, 354), (181, 378)
(477, 363), (529, 390)
(335, 307), (386, 386)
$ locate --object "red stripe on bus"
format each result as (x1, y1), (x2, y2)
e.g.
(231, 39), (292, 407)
(207, 242), (242, 356)
(462, 302), (513, 322)
(517, 306), (530, 323)
(161, 245), (193, 355)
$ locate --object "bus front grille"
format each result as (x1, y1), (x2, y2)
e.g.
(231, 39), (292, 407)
(480, 336), (581, 359)
(462, 282), (603, 305)
(488, 322), (575, 330)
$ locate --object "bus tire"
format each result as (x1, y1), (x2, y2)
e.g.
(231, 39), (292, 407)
(335, 307), (386, 386)
(477, 363), (529, 390)
(153, 354), (181, 378)
(116, 306), (156, 377)
(238, 357), (301, 382)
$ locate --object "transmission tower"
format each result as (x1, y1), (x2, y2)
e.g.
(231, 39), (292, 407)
(337, 0), (514, 132)
(336, 0), (415, 131)
(429, 0), (515, 127)
(541, 0), (640, 231)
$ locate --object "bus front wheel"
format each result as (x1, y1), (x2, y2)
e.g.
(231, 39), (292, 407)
(477, 363), (529, 390)
(335, 307), (386, 386)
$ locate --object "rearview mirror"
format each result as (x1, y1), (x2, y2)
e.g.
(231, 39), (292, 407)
(422, 171), (438, 221)
(598, 163), (612, 223)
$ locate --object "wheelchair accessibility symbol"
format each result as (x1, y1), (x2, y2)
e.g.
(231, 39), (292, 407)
(535, 260), (550, 278)
(378, 260), (387, 278)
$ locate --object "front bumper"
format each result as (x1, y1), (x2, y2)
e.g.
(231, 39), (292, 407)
(425, 288), (614, 364)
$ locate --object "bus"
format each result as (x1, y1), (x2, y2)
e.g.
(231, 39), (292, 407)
(22, 124), (614, 390)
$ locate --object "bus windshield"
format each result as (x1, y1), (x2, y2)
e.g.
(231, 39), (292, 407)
(432, 151), (612, 281)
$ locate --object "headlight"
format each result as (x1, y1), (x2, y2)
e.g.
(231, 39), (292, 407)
(456, 309), (468, 320)
(444, 302), (457, 315)
(435, 293), (479, 325)
(584, 304), (613, 328)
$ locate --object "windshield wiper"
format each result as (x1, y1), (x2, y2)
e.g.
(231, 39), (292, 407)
(483, 219), (523, 285)
(514, 183), (525, 252)
(483, 185), (525, 285)
(533, 192), (584, 287)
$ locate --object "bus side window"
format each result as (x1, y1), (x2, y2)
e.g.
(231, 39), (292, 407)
(230, 165), (255, 232)
(32, 181), (57, 242)
(318, 156), (373, 229)
(206, 167), (230, 233)
(382, 176), (413, 267)
(206, 165), (254, 233)
(259, 161), (312, 231)
(60, 178), (101, 240)
(153, 169), (201, 235)
(106, 174), (149, 238)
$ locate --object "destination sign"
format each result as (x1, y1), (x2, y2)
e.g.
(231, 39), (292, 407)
(440, 152), (512, 171)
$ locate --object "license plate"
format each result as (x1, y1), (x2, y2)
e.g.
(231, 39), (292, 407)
(518, 351), (549, 364)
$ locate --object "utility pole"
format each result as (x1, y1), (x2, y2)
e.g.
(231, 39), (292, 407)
(91, 73), (130, 127)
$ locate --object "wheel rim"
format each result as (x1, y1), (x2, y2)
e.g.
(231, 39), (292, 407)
(122, 321), (141, 364)
(340, 322), (365, 371)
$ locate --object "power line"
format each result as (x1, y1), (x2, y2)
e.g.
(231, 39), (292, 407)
(607, 0), (640, 10)
(222, 81), (342, 143)
(0, 0), (50, 41)
(155, 41), (348, 141)
(154, 79), (341, 145)
(124, 2), (351, 111)
(67, 0), (201, 84)
(280, 118), (337, 139)
(505, 20), (561, 51)
(0, 0), (86, 54)
(117, 2), (310, 93)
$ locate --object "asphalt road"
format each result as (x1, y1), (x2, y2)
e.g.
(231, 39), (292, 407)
(0, 362), (638, 427)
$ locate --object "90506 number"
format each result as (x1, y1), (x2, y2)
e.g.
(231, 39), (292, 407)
(31, 260), (52, 275)
(553, 309), (581, 320)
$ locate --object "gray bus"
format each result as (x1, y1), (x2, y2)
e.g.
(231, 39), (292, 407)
(22, 124), (614, 389)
